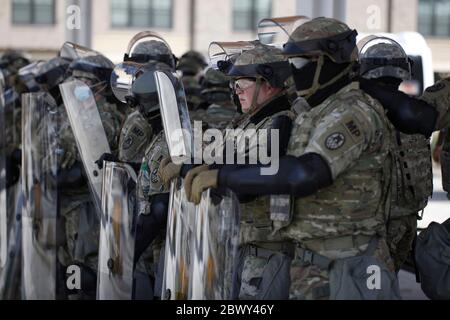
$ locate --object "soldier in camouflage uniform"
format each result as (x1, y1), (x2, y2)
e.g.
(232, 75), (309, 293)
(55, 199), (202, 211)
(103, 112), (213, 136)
(108, 37), (178, 299)
(0, 50), (32, 300)
(182, 18), (401, 300)
(177, 51), (208, 114)
(36, 54), (122, 299)
(193, 68), (238, 130)
(1, 51), (32, 187)
(358, 38), (433, 272)
(118, 40), (176, 164)
(421, 78), (450, 197)
(176, 43), (295, 300)
(129, 61), (176, 299)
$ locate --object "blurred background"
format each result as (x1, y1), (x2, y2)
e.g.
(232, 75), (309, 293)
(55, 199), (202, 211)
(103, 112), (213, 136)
(0, 0), (448, 78)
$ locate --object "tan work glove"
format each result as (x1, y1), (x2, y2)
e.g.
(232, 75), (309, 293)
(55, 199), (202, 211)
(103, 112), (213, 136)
(185, 166), (219, 205)
(158, 157), (182, 189)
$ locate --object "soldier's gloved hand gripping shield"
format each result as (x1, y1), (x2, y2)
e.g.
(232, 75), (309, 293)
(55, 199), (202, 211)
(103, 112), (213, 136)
(155, 69), (240, 300)
(96, 61), (168, 300)
(154, 69), (195, 300)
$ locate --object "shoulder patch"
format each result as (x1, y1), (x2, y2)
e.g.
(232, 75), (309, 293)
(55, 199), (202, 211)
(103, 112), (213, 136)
(325, 133), (346, 150)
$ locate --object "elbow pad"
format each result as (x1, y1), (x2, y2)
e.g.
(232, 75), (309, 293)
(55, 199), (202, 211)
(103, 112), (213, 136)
(218, 153), (333, 197)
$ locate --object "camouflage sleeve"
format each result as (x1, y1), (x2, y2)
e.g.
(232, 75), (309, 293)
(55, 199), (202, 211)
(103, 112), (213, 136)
(303, 102), (384, 180)
(137, 132), (170, 215)
(118, 110), (153, 163)
(96, 102), (124, 154)
(421, 77), (450, 130)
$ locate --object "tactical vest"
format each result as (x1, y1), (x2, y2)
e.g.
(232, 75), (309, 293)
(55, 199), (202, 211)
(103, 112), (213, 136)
(390, 131), (433, 218)
(282, 83), (394, 256)
(441, 130), (450, 194)
(137, 131), (170, 216)
(235, 108), (296, 246)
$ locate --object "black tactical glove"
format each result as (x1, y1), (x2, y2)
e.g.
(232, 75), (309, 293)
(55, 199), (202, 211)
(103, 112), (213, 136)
(95, 153), (118, 170)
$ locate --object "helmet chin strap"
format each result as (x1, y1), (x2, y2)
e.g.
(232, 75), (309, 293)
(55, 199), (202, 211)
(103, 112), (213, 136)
(297, 55), (354, 99)
(247, 78), (263, 115)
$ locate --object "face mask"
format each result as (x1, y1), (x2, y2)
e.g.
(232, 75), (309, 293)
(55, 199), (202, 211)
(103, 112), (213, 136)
(290, 61), (318, 92)
(74, 86), (92, 102)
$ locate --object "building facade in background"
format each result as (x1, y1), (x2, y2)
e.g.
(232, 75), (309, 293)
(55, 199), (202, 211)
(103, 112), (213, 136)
(0, 0), (449, 73)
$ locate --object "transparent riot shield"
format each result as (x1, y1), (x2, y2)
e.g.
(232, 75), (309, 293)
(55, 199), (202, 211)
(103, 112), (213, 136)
(189, 189), (240, 300)
(154, 70), (192, 164)
(59, 80), (111, 214)
(97, 161), (137, 300)
(0, 70), (7, 269)
(257, 16), (310, 47)
(21, 92), (60, 300)
(154, 69), (197, 300)
(18, 61), (46, 92)
(161, 179), (196, 300)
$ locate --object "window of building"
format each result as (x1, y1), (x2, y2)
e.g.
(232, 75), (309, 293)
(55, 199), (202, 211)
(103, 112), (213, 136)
(233, 0), (272, 31)
(418, 0), (450, 36)
(111, 0), (173, 28)
(12, 0), (56, 25)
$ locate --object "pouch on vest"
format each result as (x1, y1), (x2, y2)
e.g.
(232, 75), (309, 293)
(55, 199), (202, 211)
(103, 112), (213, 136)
(415, 218), (450, 300)
(329, 238), (402, 300)
(270, 195), (292, 233)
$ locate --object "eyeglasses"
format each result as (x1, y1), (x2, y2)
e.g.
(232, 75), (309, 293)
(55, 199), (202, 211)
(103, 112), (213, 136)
(233, 78), (256, 92)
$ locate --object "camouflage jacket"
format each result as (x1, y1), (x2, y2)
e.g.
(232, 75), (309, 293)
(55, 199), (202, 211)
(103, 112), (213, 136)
(118, 110), (153, 163)
(136, 130), (170, 216)
(282, 82), (395, 259)
(220, 93), (296, 245)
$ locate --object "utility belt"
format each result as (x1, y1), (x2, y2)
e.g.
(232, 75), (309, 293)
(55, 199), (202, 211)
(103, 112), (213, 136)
(300, 235), (373, 262)
(247, 242), (295, 259)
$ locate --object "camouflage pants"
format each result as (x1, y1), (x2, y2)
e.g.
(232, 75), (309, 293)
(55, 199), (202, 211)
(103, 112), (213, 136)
(386, 215), (417, 272)
(134, 235), (166, 300)
(59, 194), (99, 271)
(232, 244), (292, 300)
(290, 238), (399, 300)
(58, 193), (99, 299)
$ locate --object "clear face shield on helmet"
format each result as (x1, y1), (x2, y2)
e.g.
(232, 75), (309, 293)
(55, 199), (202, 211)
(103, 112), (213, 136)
(59, 42), (99, 61)
(208, 41), (256, 72)
(257, 16), (310, 48)
(208, 41), (259, 114)
(111, 61), (166, 119)
(358, 36), (412, 82)
(18, 60), (46, 92)
(124, 31), (176, 69)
